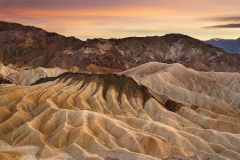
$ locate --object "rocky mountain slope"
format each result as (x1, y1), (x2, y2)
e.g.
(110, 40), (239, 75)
(1, 21), (240, 72)
(205, 38), (240, 54)
(0, 63), (240, 159)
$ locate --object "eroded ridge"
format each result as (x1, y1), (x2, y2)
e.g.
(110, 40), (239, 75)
(0, 72), (239, 160)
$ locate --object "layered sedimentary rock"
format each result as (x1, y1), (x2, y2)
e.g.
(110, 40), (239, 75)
(0, 63), (66, 85)
(0, 71), (239, 160)
(121, 62), (240, 109)
(7, 67), (66, 85)
(0, 63), (17, 78)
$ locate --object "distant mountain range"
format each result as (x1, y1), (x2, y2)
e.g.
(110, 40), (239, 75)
(0, 21), (240, 72)
(205, 38), (240, 54)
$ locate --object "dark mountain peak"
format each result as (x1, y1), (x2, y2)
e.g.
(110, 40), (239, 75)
(161, 33), (195, 43)
(0, 21), (43, 32)
(162, 33), (204, 44)
(162, 33), (191, 39)
(0, 21), (80, 43)
(160, 33), (227, 55)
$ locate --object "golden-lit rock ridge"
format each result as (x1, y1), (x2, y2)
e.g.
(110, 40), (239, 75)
(0, 63), (17, 78)
(7, 67), (66, 86)
(0, 63), (67, 86)
(0, 72), (240, 160)
(121, 62), (240, 109)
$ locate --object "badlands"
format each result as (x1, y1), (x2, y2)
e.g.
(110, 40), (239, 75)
(0, 62), (240, 160)
(0, 21), (240, 160)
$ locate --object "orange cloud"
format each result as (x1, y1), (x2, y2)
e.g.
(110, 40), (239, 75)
(1, 0), (240, 40)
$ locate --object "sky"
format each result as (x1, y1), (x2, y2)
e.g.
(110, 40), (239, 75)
(1, 0), (240, 40)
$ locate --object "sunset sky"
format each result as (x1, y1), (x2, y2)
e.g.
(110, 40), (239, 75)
(1, 0), (240, 40)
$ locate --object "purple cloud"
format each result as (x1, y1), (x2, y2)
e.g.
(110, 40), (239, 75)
(0, 0), (159, 9)
(203, 16), (240, 22)
(204, 23), (240, 28)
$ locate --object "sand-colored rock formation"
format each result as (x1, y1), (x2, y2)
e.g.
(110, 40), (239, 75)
(0, 63), (17, 78)
(121, 62), (240, 109)
(6, 67), (66, 86)
(0, 63), (66, 86)
(0, 71), (240, 160)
